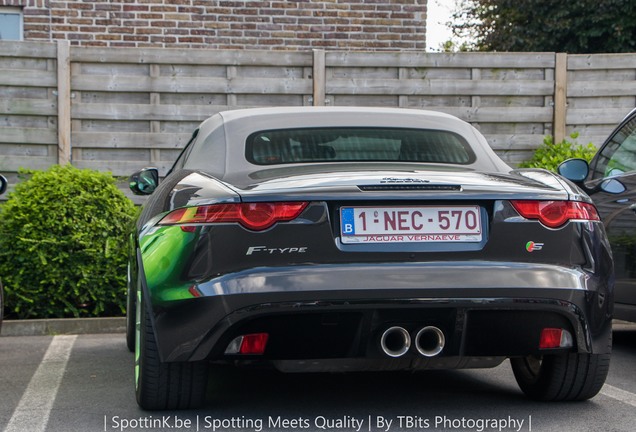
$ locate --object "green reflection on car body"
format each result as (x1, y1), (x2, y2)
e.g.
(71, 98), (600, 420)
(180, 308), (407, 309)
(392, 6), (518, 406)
(140, 225), (199, 303)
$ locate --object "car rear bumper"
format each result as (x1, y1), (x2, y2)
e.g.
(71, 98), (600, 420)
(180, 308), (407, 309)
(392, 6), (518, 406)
(145, 262), (613, 364)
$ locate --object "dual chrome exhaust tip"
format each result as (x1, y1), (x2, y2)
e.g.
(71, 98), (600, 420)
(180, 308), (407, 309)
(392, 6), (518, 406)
(380, 326), (445, 358)
(380, 326), (411, 358)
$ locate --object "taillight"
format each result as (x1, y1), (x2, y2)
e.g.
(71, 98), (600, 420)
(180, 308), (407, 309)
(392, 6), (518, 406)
(158, 202), (308, 231)
(539, 328), (573, 349)
(510, 200), (599, 228)
(224, 333), (269, 355)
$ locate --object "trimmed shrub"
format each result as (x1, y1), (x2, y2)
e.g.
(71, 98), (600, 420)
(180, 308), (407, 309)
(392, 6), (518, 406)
(519, 132), (597, 172)
(0, 165), (138, 319)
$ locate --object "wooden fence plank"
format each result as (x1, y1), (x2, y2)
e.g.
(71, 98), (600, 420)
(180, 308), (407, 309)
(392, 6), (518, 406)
(70, 47), (313, 66)
(568, 54), (636, 70)
(0, 41), (57, 58)
(74, 160), (174, 177)
(71, 75), (312, 94)
(72, 132), (191, 149)
(0, 127), (57, 144)
(57, 40), (72, 165)
(0, 156), (57, 171)
(485, 134), (543, 150)
(566, 108), (631, 124)
(71, 103), (230, 121)
(326, 78), (554, 96)
(553, 53), (568, 144)
(0, 69), (57, 87)
(568, 81), (636, 97)
(0, 99), (57, 116)
(313, 50), (326, 106)
(325, 52), (556, 68)
(429, 106), (553, 123)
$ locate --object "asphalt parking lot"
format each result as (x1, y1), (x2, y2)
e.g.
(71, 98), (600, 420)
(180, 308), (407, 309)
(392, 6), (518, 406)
(0, 322), (635, 432)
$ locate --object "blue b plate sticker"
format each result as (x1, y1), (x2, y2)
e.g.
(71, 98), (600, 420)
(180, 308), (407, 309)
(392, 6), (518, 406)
(341, 207), (355, 236)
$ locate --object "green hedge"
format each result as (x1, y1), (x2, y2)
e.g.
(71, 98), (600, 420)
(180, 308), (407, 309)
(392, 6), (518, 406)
(519, 132), (597, 172)
(0, 165), (138, 319)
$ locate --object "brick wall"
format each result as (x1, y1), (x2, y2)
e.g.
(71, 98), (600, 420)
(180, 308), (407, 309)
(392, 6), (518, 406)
(3, 0), (427, 50)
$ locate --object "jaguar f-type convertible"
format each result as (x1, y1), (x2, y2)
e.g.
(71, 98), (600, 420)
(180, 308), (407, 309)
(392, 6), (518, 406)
(128, 107), (614, 410)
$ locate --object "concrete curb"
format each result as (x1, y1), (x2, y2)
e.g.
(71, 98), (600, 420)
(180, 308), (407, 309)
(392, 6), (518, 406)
(1, 317), (126, 337)
(613, 320), (636, 331)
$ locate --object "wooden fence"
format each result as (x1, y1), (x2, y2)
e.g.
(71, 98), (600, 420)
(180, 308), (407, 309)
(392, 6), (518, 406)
(2, 40), (636, 198)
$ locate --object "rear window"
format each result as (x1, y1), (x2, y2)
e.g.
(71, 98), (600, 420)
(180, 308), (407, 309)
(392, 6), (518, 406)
(246, 128), (476, 165)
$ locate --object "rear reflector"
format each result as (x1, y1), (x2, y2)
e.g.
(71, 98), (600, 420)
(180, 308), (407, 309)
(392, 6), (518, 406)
(539, 328), (574, 349)
(510, 200), (599, 228)
(159, 202), (308, 231)
(225, 333), (269, 355)
(188, 285), (202, 298)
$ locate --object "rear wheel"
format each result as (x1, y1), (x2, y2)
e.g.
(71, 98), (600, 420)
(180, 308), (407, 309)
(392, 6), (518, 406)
(135, 288), (209, 410)
(511, 349), (610, 401)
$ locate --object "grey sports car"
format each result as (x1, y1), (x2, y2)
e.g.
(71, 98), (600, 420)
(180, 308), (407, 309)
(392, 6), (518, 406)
(559, 108), (636, 322)
(128, 107), (614, 410)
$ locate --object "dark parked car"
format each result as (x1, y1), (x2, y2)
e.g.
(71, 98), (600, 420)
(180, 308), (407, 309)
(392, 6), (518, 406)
(128, 107), (613, 410)
(0, 174), (7, 332)
(559, 108), (636, 323)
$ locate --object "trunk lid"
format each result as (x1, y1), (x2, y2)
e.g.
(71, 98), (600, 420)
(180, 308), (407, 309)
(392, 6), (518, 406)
(222, 165), (569, 202)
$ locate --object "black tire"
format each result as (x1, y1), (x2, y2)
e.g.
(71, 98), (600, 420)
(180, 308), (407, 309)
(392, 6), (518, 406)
(135, 290), (209, 410)
(125, 267), (135, 352)
(511, 349), (610, 401)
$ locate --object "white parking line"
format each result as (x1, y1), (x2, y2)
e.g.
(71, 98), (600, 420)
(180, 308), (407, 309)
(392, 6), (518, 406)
(601, 384), (636, 408)
(4, 335), (77, 432)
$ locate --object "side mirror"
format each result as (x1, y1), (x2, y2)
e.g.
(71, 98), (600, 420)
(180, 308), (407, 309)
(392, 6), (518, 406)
(600, 178), (626, 194)
(129, 168), (159, 196)
(557, 158), (626, 194)
(0, 174), (7, 195)
(558, 158), (589, 183)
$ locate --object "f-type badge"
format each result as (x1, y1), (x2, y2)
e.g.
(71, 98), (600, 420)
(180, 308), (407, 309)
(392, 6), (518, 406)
(526, 241), (544, 252)
(246, 246), (308, 255)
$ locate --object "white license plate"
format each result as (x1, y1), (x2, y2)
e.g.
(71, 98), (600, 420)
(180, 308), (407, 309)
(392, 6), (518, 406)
(340, 206), (482, 244)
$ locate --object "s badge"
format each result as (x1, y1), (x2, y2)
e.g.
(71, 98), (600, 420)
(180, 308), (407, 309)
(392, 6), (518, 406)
(526, 241), (544, 252)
